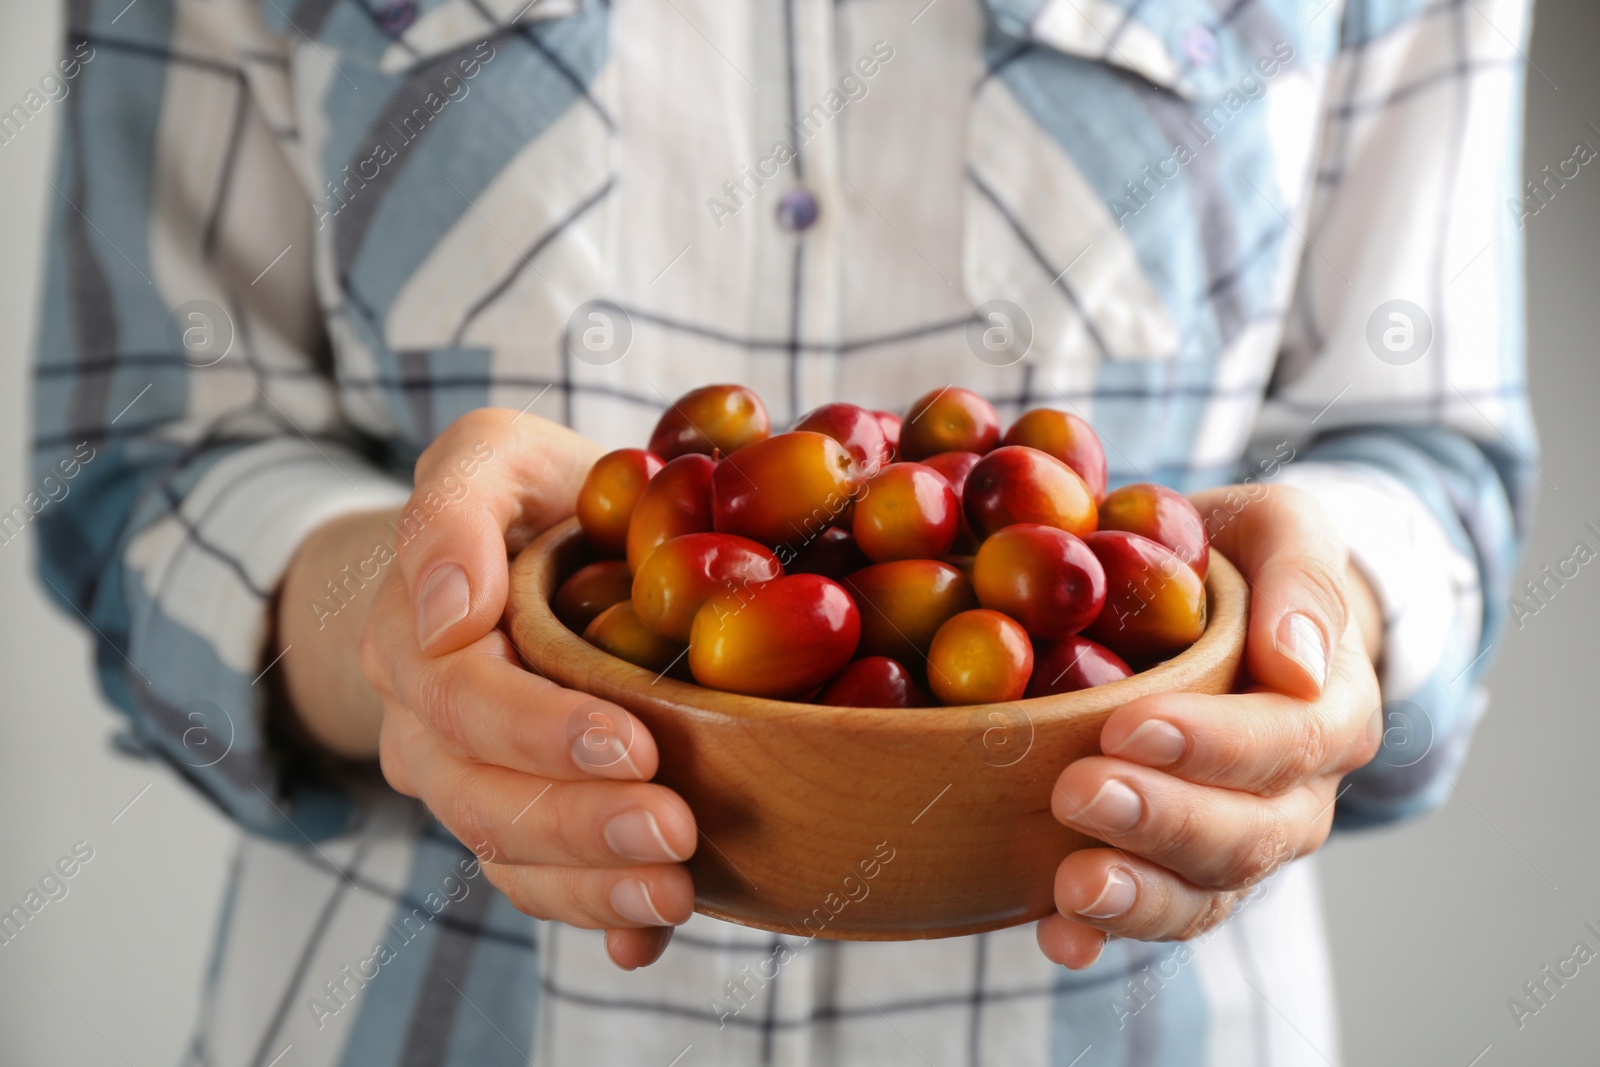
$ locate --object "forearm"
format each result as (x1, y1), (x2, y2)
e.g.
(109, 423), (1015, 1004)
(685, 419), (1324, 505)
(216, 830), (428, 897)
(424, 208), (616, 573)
(277, 507), (401, 759)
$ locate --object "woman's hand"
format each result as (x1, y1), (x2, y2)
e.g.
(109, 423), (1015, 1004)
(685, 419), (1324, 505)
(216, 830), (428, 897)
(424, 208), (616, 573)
(280, 409), (697, 969)
(1036, 485), (1385, 968)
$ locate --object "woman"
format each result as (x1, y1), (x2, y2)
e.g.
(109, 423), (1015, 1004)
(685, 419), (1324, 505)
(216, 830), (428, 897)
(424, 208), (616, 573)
(33, 0), (1534, 1063)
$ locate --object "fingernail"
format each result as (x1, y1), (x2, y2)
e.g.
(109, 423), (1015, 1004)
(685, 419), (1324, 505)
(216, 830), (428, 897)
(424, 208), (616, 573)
(611, 878), (674, 926)
(1077, 779), (1143, 835)
(1276, 612), (1329, 690)
(1107, 720), (1186, 767)
(604, 809), (686, 864)
(1077, 867), (1137, 920)
(417, 563), (471, 649)
(572, 731), (646, 780)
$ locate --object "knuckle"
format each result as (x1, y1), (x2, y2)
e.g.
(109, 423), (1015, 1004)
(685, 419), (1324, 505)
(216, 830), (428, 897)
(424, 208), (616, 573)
(417, 654), (470, 751)
(439, 770), (502, 869)
(1278, 552), (1348, 625)
(1157, 802), (1204, 865)
(546, 785), (594, 864)
(1176, 892), (1239, 941)
(1216, 812), (1294, 891)
(1265, 712), (1334, 796)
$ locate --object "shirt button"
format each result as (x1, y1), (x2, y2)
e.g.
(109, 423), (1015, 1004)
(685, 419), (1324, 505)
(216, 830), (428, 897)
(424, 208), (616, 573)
(1182, 25), (1218, 68)
(379, 0), (419, 36)
(777, 188), (820, 232)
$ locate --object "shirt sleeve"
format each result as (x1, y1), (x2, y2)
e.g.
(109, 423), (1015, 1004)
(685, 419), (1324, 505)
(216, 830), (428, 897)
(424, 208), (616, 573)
(30, 3), (410, 840)
(1249, 0), (1537, 828)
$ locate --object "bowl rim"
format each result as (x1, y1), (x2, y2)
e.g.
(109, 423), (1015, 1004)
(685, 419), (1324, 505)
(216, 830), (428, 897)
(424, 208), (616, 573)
(507, 517), (1248, 727)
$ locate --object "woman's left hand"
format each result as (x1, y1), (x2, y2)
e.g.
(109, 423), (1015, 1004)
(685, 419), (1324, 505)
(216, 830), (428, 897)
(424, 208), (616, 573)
(1037, 484), (1385, 968)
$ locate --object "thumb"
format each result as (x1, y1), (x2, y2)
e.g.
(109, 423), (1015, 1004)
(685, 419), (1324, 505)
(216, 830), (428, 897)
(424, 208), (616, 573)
(1190, 485), (1349, 700)
(396, 409), (603, 656)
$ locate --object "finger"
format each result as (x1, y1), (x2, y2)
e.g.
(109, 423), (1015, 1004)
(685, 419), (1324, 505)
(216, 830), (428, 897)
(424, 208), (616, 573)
(482, 861), (695, 930)
(407, 742), (697, 868)
(395, 409), (603, 655)
(1053, 848), (1241, 942)
(1190, 484), (1350, 699)
(1100, 627), (1382, 794)
(375, 622), (659, 781)
(1035, 913), (1108, 970)
(1052, 758), (1337, 891)
(607, 927), (675, 970)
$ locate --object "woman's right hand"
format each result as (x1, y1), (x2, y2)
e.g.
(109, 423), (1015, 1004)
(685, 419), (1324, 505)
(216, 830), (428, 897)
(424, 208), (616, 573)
(353, 409), (698, 969)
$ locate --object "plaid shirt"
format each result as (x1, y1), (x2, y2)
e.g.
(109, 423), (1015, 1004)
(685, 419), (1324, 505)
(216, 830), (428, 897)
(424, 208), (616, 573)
(31, 0), (1535, 1063)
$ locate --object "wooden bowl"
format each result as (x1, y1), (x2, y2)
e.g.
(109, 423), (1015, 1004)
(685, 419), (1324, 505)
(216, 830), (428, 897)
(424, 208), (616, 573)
(505, 518), (1248, 941)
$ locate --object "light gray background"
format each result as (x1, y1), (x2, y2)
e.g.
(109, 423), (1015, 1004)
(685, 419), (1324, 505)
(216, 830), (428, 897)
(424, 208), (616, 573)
(1, 2), (1594, 1064)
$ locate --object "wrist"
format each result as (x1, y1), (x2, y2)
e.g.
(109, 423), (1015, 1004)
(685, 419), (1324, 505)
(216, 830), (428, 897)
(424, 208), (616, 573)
(275, 506), (401, 759)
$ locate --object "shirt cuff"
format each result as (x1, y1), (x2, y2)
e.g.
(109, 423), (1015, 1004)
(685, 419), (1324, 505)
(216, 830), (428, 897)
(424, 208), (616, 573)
(120, 438), (411, 840)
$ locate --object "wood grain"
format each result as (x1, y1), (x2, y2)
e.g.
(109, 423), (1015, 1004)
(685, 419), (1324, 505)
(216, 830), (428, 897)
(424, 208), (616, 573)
(505, 517), (1248, 941)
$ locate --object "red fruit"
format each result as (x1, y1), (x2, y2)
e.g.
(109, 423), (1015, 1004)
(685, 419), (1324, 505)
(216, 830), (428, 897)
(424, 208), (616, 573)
(793, 403), (892, 474)
(817, 657), (932, 708)
(900, 387), (1001, 460)
(873, 411), (903, 459)
(1002, 409), (1108, 502)
(971, 524), (1106, 639)
(920, 451), (982, 497)
(1097, 483), (1210, 579)
(625, 453), (716, 572)
(963, 445), (1097, 540)
(1025, 636), (1133, 697)
(786, 526), (871, 581)
(583, 601), (687, 674)
(926, 609), (1034, 705)
(711, 431), (862, 549)
(649, 384), (771, 460)
(689, 574), (860, 698)
(844, 559), (979, 663)
(553, 560), (634, 633)
(576, 449), (664, 557)
(921, 451), (982, 551)
(852, 463), (960, 563)
(1083, 530), (1207, 662)
(632, 533), (782, 641)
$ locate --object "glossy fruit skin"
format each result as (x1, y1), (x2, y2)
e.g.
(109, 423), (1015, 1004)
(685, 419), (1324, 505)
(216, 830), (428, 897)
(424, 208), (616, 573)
(1097, 483), (1210, 579)
(793, 403), (892, 474)
(972, 524), (1106, 639)
(576, 449), (664, 557)
(900, 387), (1001, 460)
(873, 411), (903, 459)
(649, 384), (771, 460)
(844, 559), (978, 663)
(711, 431), (862, 549)
(583, 601), (687, 674)
(553, 560), (634, 634)
(625, 453), (716, 572)
(963, 445), (1097, 540)
(926, 609), (1034, 705)
(1002, 408), (1108, 502)
(851, 463), (960, 563)
(786, 526), (870, 581)
(1083, 530), (1207, 662)
(817, 657), (932, 708)
(632, 533), (782, 641)
(1025, 636), (1133, 698)
(921, 451), (982, 551)
(688, 574), (860, 698)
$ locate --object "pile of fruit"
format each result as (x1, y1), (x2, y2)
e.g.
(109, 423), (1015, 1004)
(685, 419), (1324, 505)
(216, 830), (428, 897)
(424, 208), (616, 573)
(555, 385), (1211, 707)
